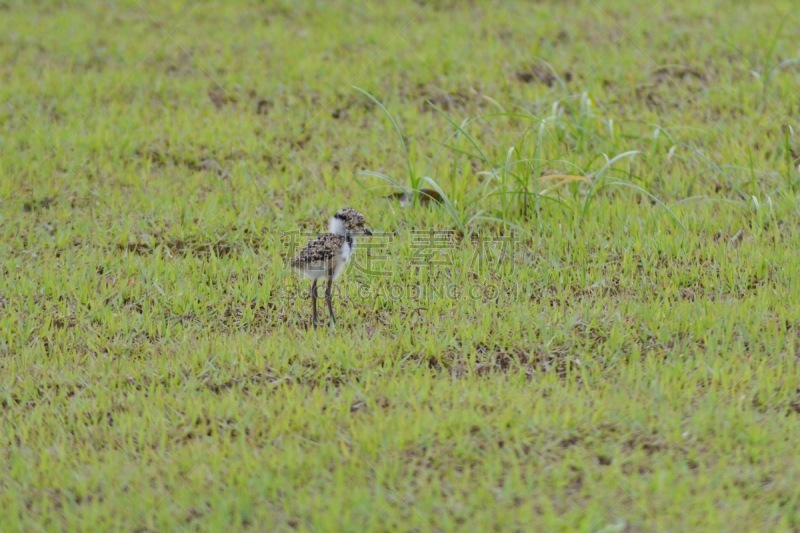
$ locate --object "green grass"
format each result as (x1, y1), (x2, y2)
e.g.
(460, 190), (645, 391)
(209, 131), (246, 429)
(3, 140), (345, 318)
(2, 0), (800, 530)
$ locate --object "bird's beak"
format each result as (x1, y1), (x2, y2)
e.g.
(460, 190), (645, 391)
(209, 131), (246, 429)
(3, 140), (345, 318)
(364, 228), (373, 236)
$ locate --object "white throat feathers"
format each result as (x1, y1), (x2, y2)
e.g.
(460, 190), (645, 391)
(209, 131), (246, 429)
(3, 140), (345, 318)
(329, 216), (346, 236)
(329, 216), (356, 255)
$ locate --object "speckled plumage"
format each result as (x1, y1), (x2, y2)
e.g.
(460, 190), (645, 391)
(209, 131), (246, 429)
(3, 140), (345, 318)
(291, 208), (372, 326)
(291, 234), (346, 266)
(290, 234), (351, 280)
(332, 208), (366, 227)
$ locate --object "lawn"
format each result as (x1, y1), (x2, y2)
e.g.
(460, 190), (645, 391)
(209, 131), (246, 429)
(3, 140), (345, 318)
(1, 0), (800, 530)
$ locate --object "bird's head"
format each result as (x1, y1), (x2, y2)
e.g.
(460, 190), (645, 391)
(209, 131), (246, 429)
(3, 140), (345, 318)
(329, 208), (372, 236)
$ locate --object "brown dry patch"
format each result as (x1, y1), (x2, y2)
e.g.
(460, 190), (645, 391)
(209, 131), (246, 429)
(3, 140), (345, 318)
(202, 369), (285, 394)
(208, 86), (237, 109)
(22, 196), (56, 213)
(217, 300), (286, 331)
(172, 414), (244, 443)
(184, 502), (212, 524)
(329, 92), (378, 121)
(515, 64), (572, 87)
(385, 188), (444, 206)
(416, 84), (484, 113)
(788, 394), (800, 416)
(256, 98), (272, 115)
(115, 223), (264, 258)
(116, 238), (240, 257)
(435, 342), (578, 378)
(624, 431), (667, 456)
(651, 65), (710, 85)
(134, 144), (243, 174)
(633, 85), (667, 111)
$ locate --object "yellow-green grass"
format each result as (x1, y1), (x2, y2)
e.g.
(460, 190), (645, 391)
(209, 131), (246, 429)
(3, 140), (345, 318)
(1, 0), (800, 530)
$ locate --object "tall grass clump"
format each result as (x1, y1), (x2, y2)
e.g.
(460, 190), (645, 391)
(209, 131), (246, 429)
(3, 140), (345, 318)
(356, 88), (686, 234)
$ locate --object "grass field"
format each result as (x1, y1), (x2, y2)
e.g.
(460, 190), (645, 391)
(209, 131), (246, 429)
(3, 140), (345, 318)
(2, 0), (800, 530)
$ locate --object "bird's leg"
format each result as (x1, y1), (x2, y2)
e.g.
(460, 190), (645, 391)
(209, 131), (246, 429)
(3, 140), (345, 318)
(326, 270), (335, 326)
(310, 279), (318, 327)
